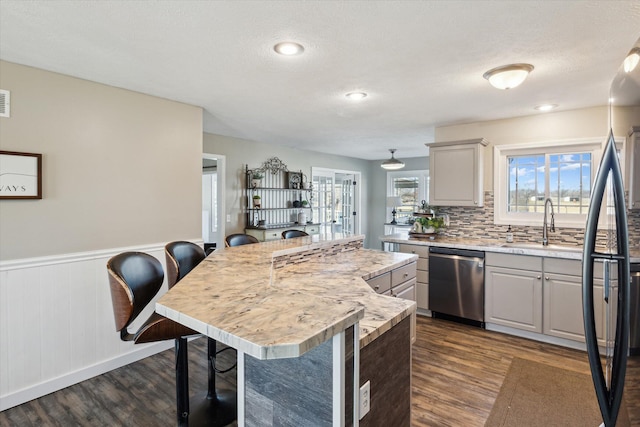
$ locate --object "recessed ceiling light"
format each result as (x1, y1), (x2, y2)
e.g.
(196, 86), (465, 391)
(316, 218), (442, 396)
(345, 92), (367, 100)
(483, 63), (534, 90)
(534, 104), (558, 112)
(273, 42), (304, 56)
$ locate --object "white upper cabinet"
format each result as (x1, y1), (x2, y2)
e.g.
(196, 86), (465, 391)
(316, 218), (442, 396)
(427, 138), (488, 207)
(629, 126), (640, 210)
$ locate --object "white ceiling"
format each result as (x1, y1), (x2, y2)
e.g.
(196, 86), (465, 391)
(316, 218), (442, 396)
(1, 1), (639, 160)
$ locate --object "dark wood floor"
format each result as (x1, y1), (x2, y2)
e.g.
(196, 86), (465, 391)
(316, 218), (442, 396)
(1, 316), (638, 426)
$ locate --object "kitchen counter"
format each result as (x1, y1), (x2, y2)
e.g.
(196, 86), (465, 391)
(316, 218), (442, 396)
(157, 234), (417, 359)
(380, 233), (640, 262)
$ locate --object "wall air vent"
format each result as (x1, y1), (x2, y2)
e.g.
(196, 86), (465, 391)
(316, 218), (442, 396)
(0, 90), (10, 118)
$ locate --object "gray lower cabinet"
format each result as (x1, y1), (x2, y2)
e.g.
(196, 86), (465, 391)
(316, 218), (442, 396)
(543, 258), (605, 346)
(397, 244), (429, 311)
(485, 253), (543, 333)
(486, 253), (606, 345)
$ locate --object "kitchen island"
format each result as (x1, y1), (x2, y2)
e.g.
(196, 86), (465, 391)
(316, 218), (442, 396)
(156, 234), (417, 426)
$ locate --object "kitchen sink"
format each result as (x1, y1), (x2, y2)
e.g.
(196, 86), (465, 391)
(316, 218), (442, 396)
(499, 242), (582, 253)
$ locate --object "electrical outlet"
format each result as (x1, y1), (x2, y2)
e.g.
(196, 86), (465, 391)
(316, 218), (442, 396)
(226, 214), (231, 222)
(359, 380), (370, 419)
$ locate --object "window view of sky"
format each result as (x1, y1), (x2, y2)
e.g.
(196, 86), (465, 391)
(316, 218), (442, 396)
(508, 153), (592, 214)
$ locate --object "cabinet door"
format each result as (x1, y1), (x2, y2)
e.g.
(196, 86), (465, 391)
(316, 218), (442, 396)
(391, 278), (416, 301)
(485, 266), (543, 332)
(429, 143), (484, 207)
(543, 273), (605, 345)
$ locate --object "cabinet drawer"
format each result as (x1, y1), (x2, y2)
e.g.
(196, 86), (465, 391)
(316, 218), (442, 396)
(264, 231), (282, 241)
(417, 258), (429, 272)
(544, 258), (581, 276)
(398, 244), (430, 258)
(391, 262), (417, 287)
(367, 272), (391, 294)
(305, 225), (320, 234)
(417, 270), (429, 284)
(486, 252), (542, 271)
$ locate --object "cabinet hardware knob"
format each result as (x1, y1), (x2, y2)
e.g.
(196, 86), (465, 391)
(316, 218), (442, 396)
(545, 276), (550, 280)
(403, 273), (408, 277)
(537, 275), (541, 279)
(375, 286), (379, 290)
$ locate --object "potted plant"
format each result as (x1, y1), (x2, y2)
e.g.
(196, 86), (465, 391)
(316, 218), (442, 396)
(252, 194), (261, 208)
(251, 171), (264, 188)
(414, 216), (445, 234)
(301, 200), (309, 207)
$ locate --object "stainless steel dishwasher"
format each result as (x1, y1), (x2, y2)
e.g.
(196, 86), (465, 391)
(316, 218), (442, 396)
(428, 247), (485, 327)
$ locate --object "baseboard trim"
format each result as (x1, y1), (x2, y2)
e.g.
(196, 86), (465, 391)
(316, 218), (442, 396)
(0, 340), (173, 411)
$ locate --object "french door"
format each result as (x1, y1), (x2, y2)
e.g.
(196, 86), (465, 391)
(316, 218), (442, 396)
(311, 168), (360, 235)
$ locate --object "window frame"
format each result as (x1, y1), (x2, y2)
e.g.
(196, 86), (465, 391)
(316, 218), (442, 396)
(386, 169), (429, 224)
(494, 137), (624, 228)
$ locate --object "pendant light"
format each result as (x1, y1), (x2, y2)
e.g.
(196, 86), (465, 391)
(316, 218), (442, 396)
(483, 63), (534, 90)
(381, 149), (405, 170)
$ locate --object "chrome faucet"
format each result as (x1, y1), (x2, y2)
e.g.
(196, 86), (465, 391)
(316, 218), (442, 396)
(542, 198), (555, 246)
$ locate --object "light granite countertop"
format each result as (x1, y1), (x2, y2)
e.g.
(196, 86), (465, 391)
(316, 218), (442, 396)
(156, 234), (417, 360)
(380, 233), (640, 262)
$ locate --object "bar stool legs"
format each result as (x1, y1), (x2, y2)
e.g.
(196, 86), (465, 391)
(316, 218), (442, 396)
(186, 338), (237, 427)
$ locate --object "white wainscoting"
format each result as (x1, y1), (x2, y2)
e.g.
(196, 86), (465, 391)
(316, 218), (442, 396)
(0, 240), (202, 411)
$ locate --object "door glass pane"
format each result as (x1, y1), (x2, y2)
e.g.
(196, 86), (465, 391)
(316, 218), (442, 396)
(336, 173), (355, 234)
(312, 174), (334, 235)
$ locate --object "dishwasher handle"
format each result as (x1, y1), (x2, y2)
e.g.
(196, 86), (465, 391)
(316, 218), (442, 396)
(429, 246), (485, 259)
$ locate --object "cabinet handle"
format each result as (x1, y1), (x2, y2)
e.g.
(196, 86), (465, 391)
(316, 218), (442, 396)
(411, 250), (416, 254)
(474, 201), (478, 204)
(537, 275), (541, 279)
(403, 273), (408, 278)
(545, 276), (550, 281)
(374, 286), (380, 290)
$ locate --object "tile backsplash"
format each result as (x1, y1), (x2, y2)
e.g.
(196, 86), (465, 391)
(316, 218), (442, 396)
(433, 191), (640, 250)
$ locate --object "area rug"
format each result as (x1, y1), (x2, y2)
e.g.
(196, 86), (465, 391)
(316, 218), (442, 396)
(485, 357), (630, 427)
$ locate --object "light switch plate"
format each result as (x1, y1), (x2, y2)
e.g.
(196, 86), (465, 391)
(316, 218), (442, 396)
(359, 380), (370, 419)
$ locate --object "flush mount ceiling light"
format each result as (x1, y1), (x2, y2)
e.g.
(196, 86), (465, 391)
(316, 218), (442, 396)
(483, 63), (534, 90)
(345, 92), (367, 100)
(381, 149), (405, 170)
(273, 42), (304, 56)
(624, 47), (640, 73)
(535, 104), (558, 112)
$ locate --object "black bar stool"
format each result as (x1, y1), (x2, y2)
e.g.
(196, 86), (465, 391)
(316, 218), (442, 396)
(165, 241), (237, 426)
(224, 233), (259, 247)
(107, 251), (198, 426)
(281, 229), (309, 239)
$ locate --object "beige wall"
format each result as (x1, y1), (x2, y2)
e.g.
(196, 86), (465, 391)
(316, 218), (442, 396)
(0, 61), (203, 260)
(434, 106), (612, 190)
(202, 133), (374, 245)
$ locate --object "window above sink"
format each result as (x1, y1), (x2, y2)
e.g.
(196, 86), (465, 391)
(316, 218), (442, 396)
(494, 137), (624, 228)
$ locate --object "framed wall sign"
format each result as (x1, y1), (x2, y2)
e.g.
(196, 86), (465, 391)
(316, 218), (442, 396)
(0, 151), (42, 199)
